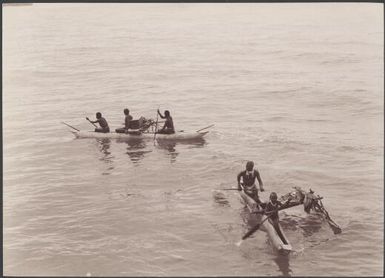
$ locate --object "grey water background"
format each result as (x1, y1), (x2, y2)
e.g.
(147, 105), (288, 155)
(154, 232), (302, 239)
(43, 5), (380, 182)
(3, 3), (383, 276)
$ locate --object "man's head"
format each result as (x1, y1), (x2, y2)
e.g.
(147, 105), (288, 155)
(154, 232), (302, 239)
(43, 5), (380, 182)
(165, 110), (170, 117)
(246, 161), (254, 171)
(124, 108), (129, 115)
(96, 112), (102, 119)
(270, 192), (278, 203)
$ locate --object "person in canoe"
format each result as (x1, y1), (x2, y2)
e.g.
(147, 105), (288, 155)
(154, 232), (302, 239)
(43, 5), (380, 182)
(265, 192), (292, 229)
(237, 161), (265, 204)
(115, 108), (133, 133)
(157, 109), (175, 134)
(86, 112), (110, 133)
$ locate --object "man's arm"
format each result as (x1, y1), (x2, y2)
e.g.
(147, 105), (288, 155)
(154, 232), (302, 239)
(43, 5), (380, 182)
(237, 172), (243, 191)
(157, 110), (165, 119)
(255, 170), (264, 191)
(281, 196), (294, 209)
(271, 195), (294, 211)
(86, 117), (97, 124)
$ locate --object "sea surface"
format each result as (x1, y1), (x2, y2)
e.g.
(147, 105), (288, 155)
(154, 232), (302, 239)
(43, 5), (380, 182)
(3, 3), (383, 276)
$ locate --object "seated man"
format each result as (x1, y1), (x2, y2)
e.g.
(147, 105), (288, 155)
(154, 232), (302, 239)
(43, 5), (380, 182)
(237, 161), (265, 204)
(265, 192), (292, 229)
(156, 109), (175, 134)
(87, 112), (110, 133)
(115, 108), (133, 133)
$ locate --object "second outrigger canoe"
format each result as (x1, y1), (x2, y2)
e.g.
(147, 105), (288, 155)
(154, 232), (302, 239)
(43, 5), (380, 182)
(71, 130), (209, 141)
(239, 190), (292, 255)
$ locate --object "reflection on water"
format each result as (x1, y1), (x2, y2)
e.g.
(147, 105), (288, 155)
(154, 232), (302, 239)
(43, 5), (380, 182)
(118, 138), (152, 165)
(95, 137), (207, 165)
(96, 138), (113, 162)
(156, 138), (206, 163)
(274, 255), (292, 277)
(156, 140), (179, 163)
(96, 138), (114, 175)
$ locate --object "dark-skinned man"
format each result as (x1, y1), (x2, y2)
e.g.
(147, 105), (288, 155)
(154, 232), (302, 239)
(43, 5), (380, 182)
(237, 161), (265, 204)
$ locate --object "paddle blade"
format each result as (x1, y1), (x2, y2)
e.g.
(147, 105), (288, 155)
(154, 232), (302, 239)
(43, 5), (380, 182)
(241, 224), (261, 240)
(328, 221), (342, 234)
(316, 200), (342, 234)
(235, 240), (243, 247)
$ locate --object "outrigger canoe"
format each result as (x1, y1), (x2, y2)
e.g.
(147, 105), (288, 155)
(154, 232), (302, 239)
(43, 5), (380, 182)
(70, 130), (209, 141)
(239, 190), (292, 255)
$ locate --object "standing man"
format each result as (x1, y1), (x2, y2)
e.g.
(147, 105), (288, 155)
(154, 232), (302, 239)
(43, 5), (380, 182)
(115, 108), (133, 133)
(86, 112), (110, 133)
(237, 161), (265, 204)
(157, 109), (175, 134)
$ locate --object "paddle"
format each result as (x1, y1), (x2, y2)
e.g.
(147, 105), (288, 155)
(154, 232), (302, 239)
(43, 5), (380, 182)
(61, 122), (80, 131)
(325, 215), (342, 234)
(317, 199), (342, 234)
(154, 108), (159, 142)
(86, 117), (97, 128)
(236, 212), (277, 246)
(196, 124), (214, 133)
(216, 185), (264, 192)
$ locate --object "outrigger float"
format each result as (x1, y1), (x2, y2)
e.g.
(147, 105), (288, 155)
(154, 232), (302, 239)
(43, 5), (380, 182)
(236, 187), (342, 255)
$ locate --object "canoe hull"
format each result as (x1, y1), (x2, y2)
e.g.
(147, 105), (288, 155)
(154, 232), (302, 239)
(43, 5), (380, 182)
(261, 215), (292, 255)
(239, 191), (292, 255)
(71, 130), (208, 141)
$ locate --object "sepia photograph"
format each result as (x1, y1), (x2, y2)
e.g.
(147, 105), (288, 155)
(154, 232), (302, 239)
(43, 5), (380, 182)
(3, 2), (383, 276)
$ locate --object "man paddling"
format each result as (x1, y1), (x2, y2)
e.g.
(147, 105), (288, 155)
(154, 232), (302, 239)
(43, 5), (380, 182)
(86, 112), (110, 133)
(265, 192), (292, 230)
(157, 109), (175, 134)
(237, 161), (265, 204)
(266, 192), (285, 221)
(115, 108), (133, 133)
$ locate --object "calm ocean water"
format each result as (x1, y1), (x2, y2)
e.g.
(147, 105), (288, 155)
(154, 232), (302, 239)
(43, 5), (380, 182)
(3, 3), (383, 276)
